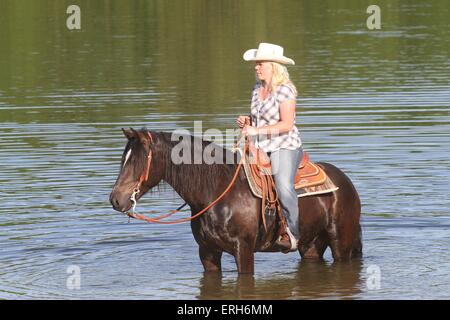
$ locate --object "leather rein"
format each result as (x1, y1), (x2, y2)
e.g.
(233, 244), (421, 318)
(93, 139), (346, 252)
(126, 132), (245, 224)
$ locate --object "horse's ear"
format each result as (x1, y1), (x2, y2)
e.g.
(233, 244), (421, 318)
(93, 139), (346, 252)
(136, 130), (151, 147)
(122, 128), (136, 140)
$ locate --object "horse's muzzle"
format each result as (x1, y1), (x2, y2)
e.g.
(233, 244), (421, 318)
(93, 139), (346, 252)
(109, 191), (133, 213)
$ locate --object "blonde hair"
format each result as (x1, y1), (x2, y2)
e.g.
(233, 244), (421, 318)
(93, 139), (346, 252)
(257, 62), (298, 96)
(270, 62), (298, 95)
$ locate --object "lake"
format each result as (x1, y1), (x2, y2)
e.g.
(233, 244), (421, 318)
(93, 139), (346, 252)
(0, 0), (449, 299)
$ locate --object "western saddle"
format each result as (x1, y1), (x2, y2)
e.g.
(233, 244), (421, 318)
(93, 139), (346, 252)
(241, 138), (328, 233)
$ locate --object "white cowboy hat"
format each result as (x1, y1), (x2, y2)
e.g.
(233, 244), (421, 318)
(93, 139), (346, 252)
(243, 42), (295, 65)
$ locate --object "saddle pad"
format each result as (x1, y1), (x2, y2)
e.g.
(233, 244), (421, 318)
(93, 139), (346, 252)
(295, 174), (339, 198)
(234, 147), (339, 199)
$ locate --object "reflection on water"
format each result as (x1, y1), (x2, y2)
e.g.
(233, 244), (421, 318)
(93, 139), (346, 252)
(0, 0), (449, 299)
(199, 260), (364, 300)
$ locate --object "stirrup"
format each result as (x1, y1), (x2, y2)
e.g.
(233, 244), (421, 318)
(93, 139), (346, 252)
(276, 227), (298, 253)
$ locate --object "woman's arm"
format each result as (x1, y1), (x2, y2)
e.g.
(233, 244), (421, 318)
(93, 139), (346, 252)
(243, 99), (296, 136)
(236, 115), (251, 128)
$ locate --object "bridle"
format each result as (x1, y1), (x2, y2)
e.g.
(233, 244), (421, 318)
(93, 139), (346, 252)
(125, 132), (246, 224)
(129, 132), (154, 213)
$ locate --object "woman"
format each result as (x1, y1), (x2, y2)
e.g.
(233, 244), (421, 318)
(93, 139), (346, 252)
(236, 43), (303, 252)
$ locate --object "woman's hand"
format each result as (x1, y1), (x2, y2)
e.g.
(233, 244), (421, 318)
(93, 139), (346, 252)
(236, 115), (250, 128)
(241, 125), (259, 136)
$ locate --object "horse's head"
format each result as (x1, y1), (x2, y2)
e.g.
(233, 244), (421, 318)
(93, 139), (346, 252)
(110, 128), (164, 213)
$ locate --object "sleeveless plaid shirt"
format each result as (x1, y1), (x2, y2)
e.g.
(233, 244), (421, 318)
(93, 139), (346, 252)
(250, 83), (302, 153)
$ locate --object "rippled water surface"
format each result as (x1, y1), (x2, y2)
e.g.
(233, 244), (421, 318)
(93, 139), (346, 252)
(0, 0), (449, 299)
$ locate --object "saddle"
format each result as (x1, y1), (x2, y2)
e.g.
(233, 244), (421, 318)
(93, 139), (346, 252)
(234, 138), (339, 240)
(248, 142), (328, 191)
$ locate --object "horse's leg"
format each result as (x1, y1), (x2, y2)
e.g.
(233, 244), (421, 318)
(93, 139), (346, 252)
(328, 216), (360, 261)
(234, 241), (255, 274)
(328, 233), (344, 261)
(199, 245), (223, 273)
(299, 231), (328, 260)
(318, 162), (362, 262)
(328, 205), (363, 261)
(351, 225), (363, 259)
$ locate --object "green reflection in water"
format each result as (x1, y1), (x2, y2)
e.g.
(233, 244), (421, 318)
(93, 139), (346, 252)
(1, 0), (448, 125)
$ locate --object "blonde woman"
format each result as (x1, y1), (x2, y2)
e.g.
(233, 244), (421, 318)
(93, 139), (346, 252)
(236, 43), (303, 252)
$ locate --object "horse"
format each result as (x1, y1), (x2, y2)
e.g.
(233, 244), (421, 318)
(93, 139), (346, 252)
(110, 128), (362, 274)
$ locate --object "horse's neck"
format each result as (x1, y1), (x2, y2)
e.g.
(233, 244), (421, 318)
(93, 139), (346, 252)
(163, 163), (210, 209)
(160, 135), (235, 209)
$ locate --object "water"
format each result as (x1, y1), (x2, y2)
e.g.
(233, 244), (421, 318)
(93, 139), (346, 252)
(0, 0), (449, 299)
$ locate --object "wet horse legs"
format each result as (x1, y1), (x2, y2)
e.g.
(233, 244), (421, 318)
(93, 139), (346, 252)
(234, 241), (255, 274)
(199, 246), (223, 273)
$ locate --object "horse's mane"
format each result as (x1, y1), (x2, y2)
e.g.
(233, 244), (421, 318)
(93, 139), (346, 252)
(143, 130), (241, 196)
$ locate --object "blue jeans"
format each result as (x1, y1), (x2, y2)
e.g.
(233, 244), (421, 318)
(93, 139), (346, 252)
(269, 147), (303, 240)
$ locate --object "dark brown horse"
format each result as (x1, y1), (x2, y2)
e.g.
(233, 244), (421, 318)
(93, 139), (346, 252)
(110, 128), (362, 274)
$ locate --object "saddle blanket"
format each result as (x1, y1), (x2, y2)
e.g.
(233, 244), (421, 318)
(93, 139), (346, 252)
(234, 147), (339, 199)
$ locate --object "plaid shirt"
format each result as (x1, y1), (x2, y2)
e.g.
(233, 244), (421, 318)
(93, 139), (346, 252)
(250, 83), (302, 153)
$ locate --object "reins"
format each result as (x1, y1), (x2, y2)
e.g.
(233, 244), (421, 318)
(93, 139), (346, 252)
(126, 133), (246, 224)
